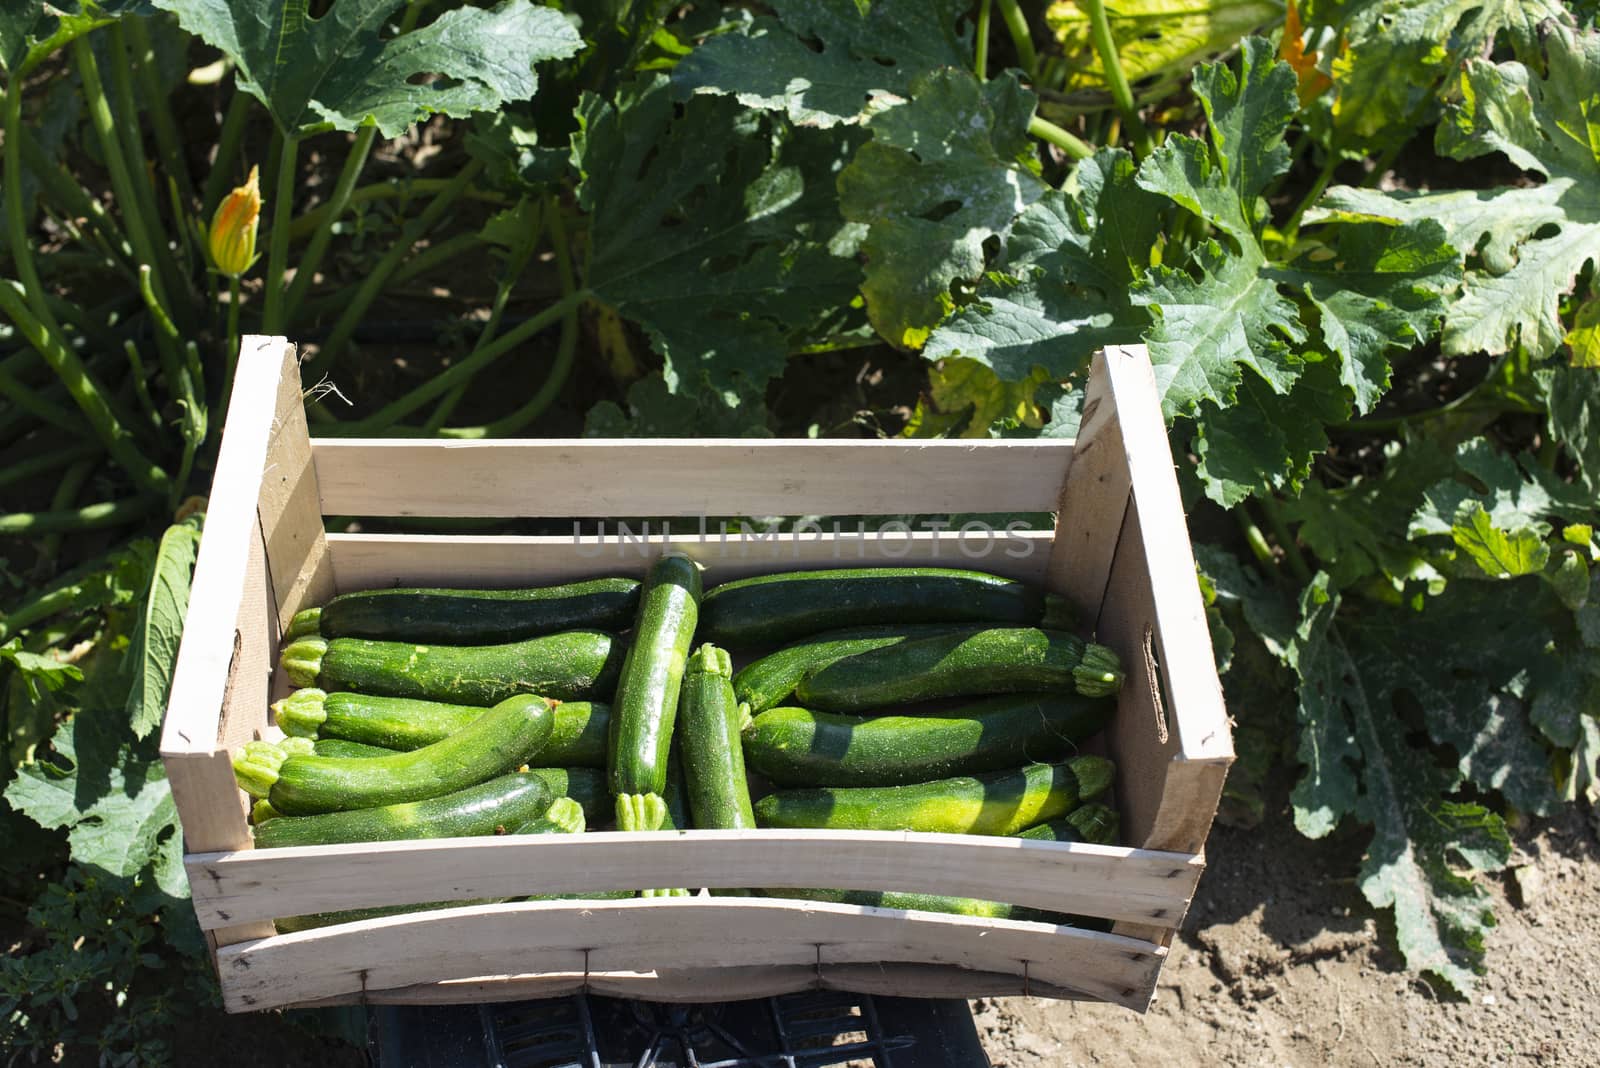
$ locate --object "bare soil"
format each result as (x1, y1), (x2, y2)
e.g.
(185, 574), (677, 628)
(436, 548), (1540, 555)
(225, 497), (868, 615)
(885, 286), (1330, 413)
(973, 804), (1600, 1067)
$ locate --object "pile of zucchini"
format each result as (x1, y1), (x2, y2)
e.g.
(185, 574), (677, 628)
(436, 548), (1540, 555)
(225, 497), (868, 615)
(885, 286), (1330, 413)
(238, 563), (1128, 926)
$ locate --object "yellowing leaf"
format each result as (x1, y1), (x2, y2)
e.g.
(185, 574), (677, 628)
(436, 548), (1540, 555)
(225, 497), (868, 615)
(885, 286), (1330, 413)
(1568, 297), (1600, 368)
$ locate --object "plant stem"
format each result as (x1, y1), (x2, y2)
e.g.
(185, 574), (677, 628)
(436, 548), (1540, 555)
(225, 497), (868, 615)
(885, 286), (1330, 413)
(0, 442), (99, 492)
(20, 128), (133, 261)
(994, 0), (1038, 76)
(0, 281), (170, 495)
(1283, 150), (1339, 239)
(308, 158), (486, 376)
(1257, 495), (1312, 585)
(333, 288), (589, 433)
(283, 123), (379, 324)
(261, 131), (299, 334)
(128, 16), (197, 209)
(1234, 507), (1276, 570)
(975, 0), (992, 81)
(0, 362), (82, 434)
(1027, 115), (1094, 160)
(1082, 0), (1151, 157)
(0, 498), (155, 537)
(36, 458), (96, 567)
(203, 88), (253, 216)
(224, 275), (243, 401)
(289, 180), (507, 239)
(122, 339), (163, 429)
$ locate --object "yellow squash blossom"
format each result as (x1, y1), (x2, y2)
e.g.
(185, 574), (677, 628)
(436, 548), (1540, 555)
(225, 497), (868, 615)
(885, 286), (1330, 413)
(208, 165), (260, 277)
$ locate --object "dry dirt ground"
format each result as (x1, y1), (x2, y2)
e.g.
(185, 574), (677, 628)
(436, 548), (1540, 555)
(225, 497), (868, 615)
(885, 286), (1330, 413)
(973, 804), (1600, 1067)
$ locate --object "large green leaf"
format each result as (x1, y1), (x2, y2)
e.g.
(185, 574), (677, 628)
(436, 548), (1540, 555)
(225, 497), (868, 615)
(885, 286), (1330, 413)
(1539, 366), (1600, 498)
(575, 75), (862, 402)
(0, 1), (151, 76)
(1190, 359), (1348, 507)
(1131, 39), (1305, 417)
(672, 0), (970, 127)
(124, 516), (201, 740)
(1271, 221), (1460, 414)
(1273, 575), (1515, 995)
(1306, 0), (1570, 146)
(0, 638), (83, 700)
(152, 0), (581, 135)
(1311, 29), (1600, 359)
(839, 69), (1046, 349)
(5, 714), (185, 899)
(922, 148), (1167, 381)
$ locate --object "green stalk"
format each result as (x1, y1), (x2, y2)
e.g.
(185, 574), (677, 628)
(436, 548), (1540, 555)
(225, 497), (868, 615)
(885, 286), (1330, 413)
(4, 78), (69, 342)
(438, 292), (578, 440)
(203, 89), (253, 216)
(282, 123), (379, 324)
(975, 0), (992, 81)
(36, 458), (96, 567)
(1082, 0), (1150, 157)
(261, 132), (299, 334)
(1282, 151), (1339, 239)
(308, 158), (486, 376)
(0, 547), (127, 640)
(330, 288), (588, 433)
(995, 0), (1038, 76)
(173, 340), (207, 504)
(104, 24), (187, 321)
(20, 128), (133, 260)
(1233, 507), (1276, 571)
(224, 275), (243, 402)
(1256, 496), (1312, 585)
(137, 262), (188, 395)
(0, 362), (83, 434)
(0, 281), (170, 495)
(1027, 115), (1094, 160)
(0, 442), (100, 492)
(289, 180), (507, 240)
(0, 498), (154, 537)
(122, 339), (163, 429)
(127, 17), (197, 208)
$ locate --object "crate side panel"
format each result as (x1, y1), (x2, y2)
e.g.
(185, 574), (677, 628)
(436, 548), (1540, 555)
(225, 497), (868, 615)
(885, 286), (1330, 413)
(324, 530), (1056, 592)
(215, 899), (1160, 1012)
(311, 439), (1073, 518)
(1046, 350), (1131, 620)
(259, 344), (334, 630)
(186, 831), (1200, 930)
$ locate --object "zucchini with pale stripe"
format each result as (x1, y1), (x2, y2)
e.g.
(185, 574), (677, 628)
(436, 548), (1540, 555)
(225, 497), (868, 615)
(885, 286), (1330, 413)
(287, 578), (640, 644)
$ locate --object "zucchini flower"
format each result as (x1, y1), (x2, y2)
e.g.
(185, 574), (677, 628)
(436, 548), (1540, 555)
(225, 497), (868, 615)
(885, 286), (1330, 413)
(208, 165), (260, 277)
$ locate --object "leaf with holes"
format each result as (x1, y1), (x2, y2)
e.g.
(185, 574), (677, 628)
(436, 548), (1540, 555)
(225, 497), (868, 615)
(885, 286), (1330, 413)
(838, 69), (1046, 350)
(1310, 28), (1600, 358)
(672, 0), (971, 127)
(575, 75), (863, 400)
(152, 0), (581, 135)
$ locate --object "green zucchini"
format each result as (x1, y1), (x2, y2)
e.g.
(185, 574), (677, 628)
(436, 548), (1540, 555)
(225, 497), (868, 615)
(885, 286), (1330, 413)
(525, 767), (608, 827)
(311, 737), (396, 759)
(761, 887), (1106, 929)
(251, 799), (282, 824)
(288, 577), (641, 644)
(742, 693), (1115, 787)
(272, 797), (585, 933)
(234, 694), (556, 815)
(1017, 802), (1120, 844)
(753, 756), (1113, 836)
(700, 567), (1074, 647)
(275, 689), (609, 766)
(732, 624), (974, 713)
(254, 770), (556, 848)
(678, 645), (757, 829)
(609, 554), (701, 832)
(279, 629), (624, 705)
(794, 627), (1124, 712)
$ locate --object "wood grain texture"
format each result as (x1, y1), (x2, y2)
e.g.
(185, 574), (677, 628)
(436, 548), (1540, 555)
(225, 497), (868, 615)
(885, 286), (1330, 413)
(325, 529), (1056, 592)
(215, 898), (1162, 1012)
(1047, 350), (1131, 619)
(258, 342), (335, 633)
(311, 439), (1074, 518)
(186, 830), (1201, 930)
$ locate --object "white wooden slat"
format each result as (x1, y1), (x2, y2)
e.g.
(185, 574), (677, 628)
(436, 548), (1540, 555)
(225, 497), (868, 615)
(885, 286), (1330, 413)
(185, 830), (1200, 930)
(325, 529), (1056, 591)
(1047, 349), (1131, 617)
(287, 965), (1099, 1008)
(1098, 345), (1233, 765)
(311, 439), (1074, 518)
(215, 898), (1162, 1011)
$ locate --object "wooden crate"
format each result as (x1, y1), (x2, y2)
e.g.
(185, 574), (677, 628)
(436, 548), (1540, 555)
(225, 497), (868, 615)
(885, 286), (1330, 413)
(160, 336), (1232, 1014)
